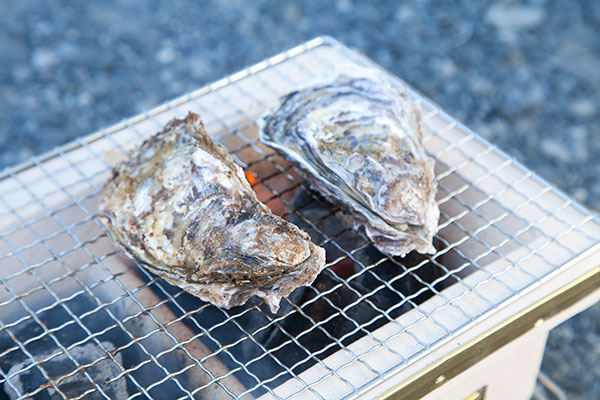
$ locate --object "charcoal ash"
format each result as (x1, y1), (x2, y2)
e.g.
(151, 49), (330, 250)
(4, 342), (125, 400)
(0, 292), (187, 400)
(0, 295), (128, 400)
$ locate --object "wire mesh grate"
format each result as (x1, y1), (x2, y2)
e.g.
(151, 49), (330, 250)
(1, 37), (599, 399)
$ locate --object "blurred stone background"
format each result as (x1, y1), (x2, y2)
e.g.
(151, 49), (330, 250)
(0, 0), (598, 398)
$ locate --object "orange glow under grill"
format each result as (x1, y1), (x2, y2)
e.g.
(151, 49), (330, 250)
(245, 170), (257, 185)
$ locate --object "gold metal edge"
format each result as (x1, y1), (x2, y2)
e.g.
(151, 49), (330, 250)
(377, 265), (600, 400)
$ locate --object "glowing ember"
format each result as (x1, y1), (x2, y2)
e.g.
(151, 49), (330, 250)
(244, 170), (285, 216)
(244, 170), (257, 185)
(327, 257), (357, 279)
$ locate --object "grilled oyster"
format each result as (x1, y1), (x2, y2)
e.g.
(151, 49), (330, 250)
(260, 65), (439, 256)
(99, 113), (325, 313)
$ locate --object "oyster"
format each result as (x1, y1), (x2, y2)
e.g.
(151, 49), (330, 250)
(260, 65), (439, 256)
(99, 113), (325, 313)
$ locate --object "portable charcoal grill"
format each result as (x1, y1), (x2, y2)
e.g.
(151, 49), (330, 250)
(1, 37), (599, 400)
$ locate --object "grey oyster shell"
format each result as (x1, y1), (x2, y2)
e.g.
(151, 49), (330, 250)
(99, 113), (325, 313)
(259, 65), (439, 256)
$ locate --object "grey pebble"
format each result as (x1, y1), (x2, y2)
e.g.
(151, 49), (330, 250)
(486, 4), (545, 31)
(31, 47), (59, 71)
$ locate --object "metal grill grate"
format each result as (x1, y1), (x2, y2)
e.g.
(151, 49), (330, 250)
(1, 37), (599, 400)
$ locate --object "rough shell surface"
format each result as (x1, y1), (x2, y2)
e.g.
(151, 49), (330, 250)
(99, 113), (325, 313)
(260, 65), (439, 256)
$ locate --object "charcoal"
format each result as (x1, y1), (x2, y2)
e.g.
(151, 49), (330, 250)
(4, 342), (125, 400)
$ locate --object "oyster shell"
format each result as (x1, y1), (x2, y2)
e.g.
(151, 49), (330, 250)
(99, 113), (325, 313)
(260, 65), (439, 256)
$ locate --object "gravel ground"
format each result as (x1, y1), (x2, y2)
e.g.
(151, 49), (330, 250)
(1, 0), (599, 398)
